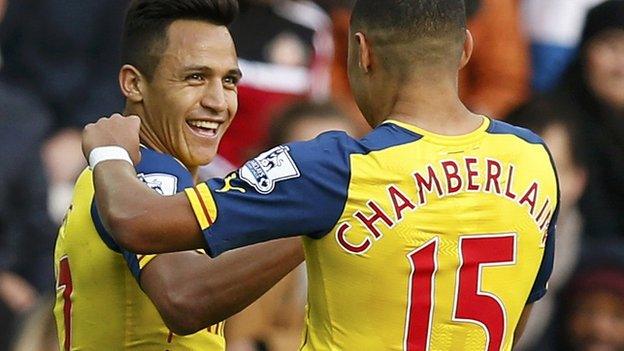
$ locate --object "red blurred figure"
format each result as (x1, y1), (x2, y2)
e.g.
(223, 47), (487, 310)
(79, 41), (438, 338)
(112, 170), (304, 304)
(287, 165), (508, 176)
(218, 0), (334, 166)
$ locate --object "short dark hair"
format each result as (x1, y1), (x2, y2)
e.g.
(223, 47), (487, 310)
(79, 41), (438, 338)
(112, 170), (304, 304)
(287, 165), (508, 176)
(465, 0), (482, 19)
(350, 0), (466, 68)
(121, 0), (239, 79)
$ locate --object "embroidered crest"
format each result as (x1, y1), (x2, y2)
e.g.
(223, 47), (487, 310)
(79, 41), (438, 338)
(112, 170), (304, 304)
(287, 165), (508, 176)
(239, 146), (300, 194)
(137, 173), (178, 196)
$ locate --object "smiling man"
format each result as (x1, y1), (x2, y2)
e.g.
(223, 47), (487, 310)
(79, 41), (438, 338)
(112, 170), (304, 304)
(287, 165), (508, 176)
(53, 1), (303, 350)
(80, 0), (559, 350)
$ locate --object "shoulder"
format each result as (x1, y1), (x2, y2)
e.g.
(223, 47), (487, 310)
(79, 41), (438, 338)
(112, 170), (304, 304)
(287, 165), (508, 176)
(0, 82), (52, 140)
(487, 119), (556, 173)
(240, 131), (357, 184)
(136, 148), (194, 195)
(288, 124), (423, 164)
(486, 119), (546, 145)
(138, 147), (190, 174)
(236, 126), (422, 194)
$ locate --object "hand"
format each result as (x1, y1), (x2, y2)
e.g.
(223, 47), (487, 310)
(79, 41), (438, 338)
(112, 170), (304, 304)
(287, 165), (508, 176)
(82, 114), (141, 165)
(0, 271), (37, 314)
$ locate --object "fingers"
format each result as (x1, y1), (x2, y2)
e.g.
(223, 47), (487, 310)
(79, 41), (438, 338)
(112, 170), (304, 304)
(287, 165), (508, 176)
(120, 115), (142, 165)
(81, 113), (143, 165)
(81, 122), (99, 160)
(85, 113), (140, 135)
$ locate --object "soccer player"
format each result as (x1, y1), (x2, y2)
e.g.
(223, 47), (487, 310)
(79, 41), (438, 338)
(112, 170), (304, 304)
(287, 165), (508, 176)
(82, 0), (559, 350)
(53, 0), (303, 350)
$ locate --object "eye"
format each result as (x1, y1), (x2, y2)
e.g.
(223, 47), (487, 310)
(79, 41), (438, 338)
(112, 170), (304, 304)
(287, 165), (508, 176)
(223, 75), (240, 88)
(186, 73), (205, 82)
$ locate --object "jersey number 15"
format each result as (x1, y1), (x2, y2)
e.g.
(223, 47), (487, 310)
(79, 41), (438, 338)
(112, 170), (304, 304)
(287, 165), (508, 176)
(404, 234), (516, 351)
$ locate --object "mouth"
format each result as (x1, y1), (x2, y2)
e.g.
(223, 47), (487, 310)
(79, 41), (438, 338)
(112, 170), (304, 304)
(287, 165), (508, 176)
(187, 120), (221, 138)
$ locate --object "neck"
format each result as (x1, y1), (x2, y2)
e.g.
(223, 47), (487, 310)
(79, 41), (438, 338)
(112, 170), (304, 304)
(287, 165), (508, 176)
(382, 74), (482, 135)
(124, 105), (200, 179)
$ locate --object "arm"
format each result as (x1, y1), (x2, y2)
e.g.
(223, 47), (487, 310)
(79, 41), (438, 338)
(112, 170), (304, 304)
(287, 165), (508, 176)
(513, 303), (533, 347)
(82, 115), (205, 253)
(140, 238), (304, 335)
(92, 161), (205, 253)
(84, 115), (350, 256)
(513, 149), (558, 348)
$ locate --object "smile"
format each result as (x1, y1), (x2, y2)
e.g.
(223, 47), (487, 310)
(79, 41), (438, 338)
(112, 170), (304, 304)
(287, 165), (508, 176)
(187, 120), (220, 138)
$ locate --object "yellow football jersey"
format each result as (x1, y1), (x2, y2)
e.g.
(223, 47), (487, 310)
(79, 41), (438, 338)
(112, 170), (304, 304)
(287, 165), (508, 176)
(185, 118), (558, 351)
(54, 148), (224, 350)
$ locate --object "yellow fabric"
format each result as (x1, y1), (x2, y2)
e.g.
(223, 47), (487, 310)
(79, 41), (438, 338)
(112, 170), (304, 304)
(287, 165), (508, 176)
(185, 183), (218, 231)
(54, 169), (225, 350)
(137, 254), (158, 270)
(301, 119), (557, 351)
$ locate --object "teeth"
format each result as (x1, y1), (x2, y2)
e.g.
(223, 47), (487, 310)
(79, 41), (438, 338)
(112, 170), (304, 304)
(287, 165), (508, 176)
(188, 120), (219, 129)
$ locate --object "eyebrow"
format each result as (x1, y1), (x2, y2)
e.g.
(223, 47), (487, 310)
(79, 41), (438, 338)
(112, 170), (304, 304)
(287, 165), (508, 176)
(230, 68), (243, 79)
(184, 65), (243, 79)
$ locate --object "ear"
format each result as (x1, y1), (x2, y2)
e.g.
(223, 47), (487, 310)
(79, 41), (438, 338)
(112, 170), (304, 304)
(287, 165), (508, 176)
(119, 64), (145, 103)
(355, 32), (373, 74)
(460, 29), (474, 70)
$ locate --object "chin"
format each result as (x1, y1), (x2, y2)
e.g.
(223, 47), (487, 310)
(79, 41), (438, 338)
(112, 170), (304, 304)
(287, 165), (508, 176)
(191, 149), (217, 167)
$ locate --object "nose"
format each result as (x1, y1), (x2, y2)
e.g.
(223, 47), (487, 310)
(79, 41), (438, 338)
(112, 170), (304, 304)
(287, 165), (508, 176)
(200, 79), (228, 114)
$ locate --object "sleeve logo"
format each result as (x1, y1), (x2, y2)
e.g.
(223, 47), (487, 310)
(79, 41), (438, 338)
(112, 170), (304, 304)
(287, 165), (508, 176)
(137, 173), (178, 196)
(239, 146), (300, 194)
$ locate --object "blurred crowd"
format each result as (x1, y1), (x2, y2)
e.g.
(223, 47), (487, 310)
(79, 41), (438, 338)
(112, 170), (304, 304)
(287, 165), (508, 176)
(1, 0), (624, 350)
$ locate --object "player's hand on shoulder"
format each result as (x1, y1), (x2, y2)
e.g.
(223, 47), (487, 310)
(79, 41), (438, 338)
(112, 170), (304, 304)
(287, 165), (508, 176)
(82, 113), (141, 165)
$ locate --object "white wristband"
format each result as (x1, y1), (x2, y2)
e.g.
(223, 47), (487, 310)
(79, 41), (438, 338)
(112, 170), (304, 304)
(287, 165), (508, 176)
(88, 146), (134, 170)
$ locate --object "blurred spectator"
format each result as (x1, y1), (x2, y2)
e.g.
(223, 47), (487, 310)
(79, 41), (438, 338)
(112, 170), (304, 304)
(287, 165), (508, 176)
(459, 0), (531, 118)
(0, 81), (56, 350)
(321, 0), (371, 134)
(0, 0), (127, 129)
(312, 0), (354, 12)
(267, 100), (361, 144)
(0, 0), (128, 222)
(545, 0), (624, 240)
(0, 3), (57, 349)
(508, 100), (588, 351)
(326, 0), (529, 120)
(218, 0), (334, 166)
(318, 1), (349, 101)
(510, 4), (624, 343)
(225, 267), (305, 351)
(522, 0), (604, 92)
(41, 129), (84, 223)
(556, 255), (624, 351)
(225, 101), (359, 351)
(12, 297), (58, 351)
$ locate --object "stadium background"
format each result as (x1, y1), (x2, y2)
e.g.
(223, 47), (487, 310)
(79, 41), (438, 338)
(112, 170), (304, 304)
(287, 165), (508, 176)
(1, 0), (624, 350)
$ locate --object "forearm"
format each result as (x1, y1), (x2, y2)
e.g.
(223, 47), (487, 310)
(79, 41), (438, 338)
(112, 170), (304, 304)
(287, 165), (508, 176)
(93, 161), (205, 253)
(141, 238), (305, 334)
(197, 238), (304, 322)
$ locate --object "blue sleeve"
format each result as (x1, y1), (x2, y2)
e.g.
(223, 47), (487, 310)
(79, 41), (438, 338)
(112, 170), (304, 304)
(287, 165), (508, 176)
(91, 148), (194, 282)
(527, 144), (560, 304)
(200, 132), (353, 257)
(526, 214), (557, 303)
